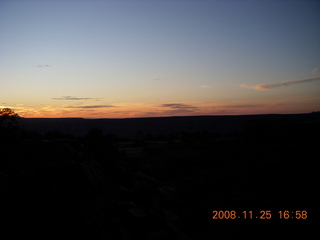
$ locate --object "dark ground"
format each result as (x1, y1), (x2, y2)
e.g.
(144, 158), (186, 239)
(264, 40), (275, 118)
(1, 113), (319, 239)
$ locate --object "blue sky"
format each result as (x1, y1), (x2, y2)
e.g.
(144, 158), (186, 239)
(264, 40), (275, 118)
(1, 0), (319, 118)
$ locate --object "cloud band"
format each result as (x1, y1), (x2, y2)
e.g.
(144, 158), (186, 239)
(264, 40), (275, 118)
(52, 96), (97, 100)
(240, 76), (320, 90)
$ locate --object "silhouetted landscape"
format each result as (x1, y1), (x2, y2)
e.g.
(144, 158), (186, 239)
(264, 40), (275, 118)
(17, 112), (320, 138)
(1, 112), (319, 239)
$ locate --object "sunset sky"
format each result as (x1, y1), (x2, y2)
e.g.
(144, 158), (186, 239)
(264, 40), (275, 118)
(1, 0), (319, 118)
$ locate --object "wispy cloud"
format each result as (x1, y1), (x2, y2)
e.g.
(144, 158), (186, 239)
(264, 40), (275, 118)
(221, 104), (264, 108)
(34, 64), (50, 67)
(161, 103), (197, 109)
(312, 66), (320, 76)
(200, 85), (212, 88)
(160, 103), (198, 115)
(240, 76), (320, 90)
(52, 96), (98, 100)
(64, 105), (116, 109)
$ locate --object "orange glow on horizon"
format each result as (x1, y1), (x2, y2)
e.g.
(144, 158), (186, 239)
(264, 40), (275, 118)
(11, 102), (318, 119)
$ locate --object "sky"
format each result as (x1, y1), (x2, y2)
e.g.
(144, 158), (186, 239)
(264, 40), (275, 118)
(1, 0), (319, 118)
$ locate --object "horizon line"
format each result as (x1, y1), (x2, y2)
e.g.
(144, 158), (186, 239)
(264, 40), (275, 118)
(17, 111), (319, 120)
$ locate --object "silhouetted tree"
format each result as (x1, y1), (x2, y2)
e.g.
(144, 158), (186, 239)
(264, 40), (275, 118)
(0, 108), (20, 143)
(0, 108), (20, 128)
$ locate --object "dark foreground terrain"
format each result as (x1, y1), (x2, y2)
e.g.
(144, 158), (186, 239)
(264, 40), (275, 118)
(1, 113), (319, 239)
